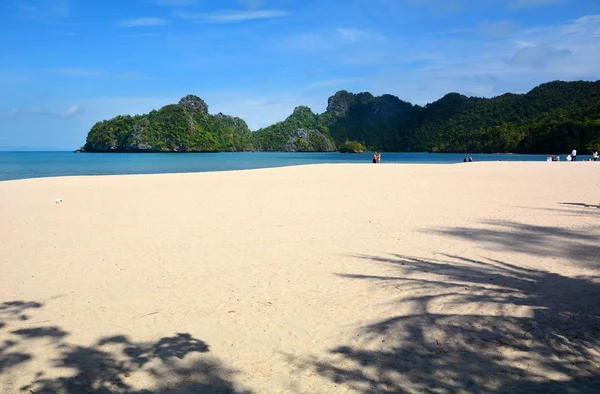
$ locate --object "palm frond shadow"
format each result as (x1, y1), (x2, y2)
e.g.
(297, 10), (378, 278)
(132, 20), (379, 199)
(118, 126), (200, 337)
(294, 221), (600, 393)
(432, 220), (600, 267)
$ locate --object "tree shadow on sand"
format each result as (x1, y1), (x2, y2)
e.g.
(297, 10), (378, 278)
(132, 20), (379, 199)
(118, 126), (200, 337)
(0, 301), (43, 375)
(559, 202), (600, 209)
(291, 222), (600, 393)
(0, 301), (250, 394)
(433, 220), (600, 268)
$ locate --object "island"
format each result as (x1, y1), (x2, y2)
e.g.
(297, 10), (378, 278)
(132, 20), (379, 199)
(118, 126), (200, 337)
(79, 80), (600, 154)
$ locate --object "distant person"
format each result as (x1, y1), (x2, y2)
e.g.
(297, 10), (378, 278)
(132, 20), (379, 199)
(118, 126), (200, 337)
(464, 156), (468, 162)
(377, 151), (381, 163)
(468, 156), (473, 162)
(547, 156), (552, 162)
(372, 152), (377, 163)
(567, 154), (572, 162)
(555, 155), (560, 161)
(593, 151), (599, 161)
(572, 149), (577, 162)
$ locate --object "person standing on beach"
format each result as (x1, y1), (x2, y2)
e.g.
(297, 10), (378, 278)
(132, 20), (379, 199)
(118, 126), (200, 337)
(593, 151), (598, 161)
(377, 151), (381, 163)
(572, 149), (577, 162)
(372, 152), (377, 163)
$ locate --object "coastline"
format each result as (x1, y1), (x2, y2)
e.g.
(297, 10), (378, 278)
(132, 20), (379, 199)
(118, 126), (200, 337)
(1, 163), (599, 393)
(2, 151), (596, 182)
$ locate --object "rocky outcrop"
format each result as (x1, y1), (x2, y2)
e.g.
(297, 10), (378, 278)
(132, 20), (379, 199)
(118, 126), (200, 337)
(283, 129), (335, 152)
(124, 118), (152, 151)
(178, 95), (208, 116)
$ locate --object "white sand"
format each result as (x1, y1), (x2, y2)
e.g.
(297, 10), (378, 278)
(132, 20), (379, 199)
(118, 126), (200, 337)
(1, 162), (599, 393)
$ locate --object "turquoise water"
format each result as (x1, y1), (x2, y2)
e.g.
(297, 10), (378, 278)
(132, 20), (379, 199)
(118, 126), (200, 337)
(0, 151), (587, 181)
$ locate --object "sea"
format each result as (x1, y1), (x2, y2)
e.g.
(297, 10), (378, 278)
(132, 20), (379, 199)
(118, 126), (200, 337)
(0, 151), (588, 181)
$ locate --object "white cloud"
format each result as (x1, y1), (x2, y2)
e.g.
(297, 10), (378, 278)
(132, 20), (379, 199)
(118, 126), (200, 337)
(120, 33), (161, 38)
(49, 68), (147, 79)
(279, 32), (335, 52)
(61, 105), (81, 118)
(310, 78), (364, 87)
(152, 0), (196, 5)
(509, 46), (572, 68)
(336, 28), (385, 42)
(118, 17), (167, 27)
(408, 0), (566, 13)
(372, 13), (600, 104)
(237, 0), (265, 9)
(27, 106), (44, 114)
(272, 13), (599, 108)
(508, 0), (565, 9)
(6, 104), (82, 119)
(514, 40), (536, 48)
(208, 93), (326, 130)
(280, 28), (387, 57)
(0, 70), (31, 86)
(15, 0), (70, 20)
(477, 20), (521, 38)
(407, 0), (491, 14)
(172, 9), (290, 23)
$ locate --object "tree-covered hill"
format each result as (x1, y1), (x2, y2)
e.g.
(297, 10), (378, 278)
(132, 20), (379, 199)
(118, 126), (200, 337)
(412, 80), (600, 153)
(251, 106), (335, 152)
(250, 80), (600, 153)
(80, 80), (600, 154)
(83, 95), (252, 152)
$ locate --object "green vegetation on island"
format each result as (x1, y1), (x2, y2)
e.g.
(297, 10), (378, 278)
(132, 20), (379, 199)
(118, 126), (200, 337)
(83, 95), (252, 152)
(338, 141), (366, 153)
(80, 80), (600, 154)
(251, 106), (335, 152)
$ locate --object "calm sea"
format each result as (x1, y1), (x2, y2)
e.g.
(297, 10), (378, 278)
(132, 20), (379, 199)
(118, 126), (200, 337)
(0, 151), (582, 181)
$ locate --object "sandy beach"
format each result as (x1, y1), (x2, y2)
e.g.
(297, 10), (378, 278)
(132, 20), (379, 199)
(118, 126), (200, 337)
(1, 162), (599, 393)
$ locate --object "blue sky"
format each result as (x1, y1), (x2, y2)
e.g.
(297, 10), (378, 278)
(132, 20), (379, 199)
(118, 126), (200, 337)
(1, 0), (600, 150)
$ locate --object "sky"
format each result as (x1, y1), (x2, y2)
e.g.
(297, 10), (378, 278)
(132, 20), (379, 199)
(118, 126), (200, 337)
(1, 0), (600, 150)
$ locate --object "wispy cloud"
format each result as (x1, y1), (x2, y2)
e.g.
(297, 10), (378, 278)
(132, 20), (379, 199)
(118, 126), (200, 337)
(409, 0), (567, 14)
(407, 0), (480, 15)
(368, 14), (600, 104)
(336, 28), (385, 42)
(310, 77), (364, 87)
(280, 32), (335, 52)
(508, 45), (572, 68)
(6, 104), (82, 119)
(49, 68), (147, 79)
(508, 0), (565, 9)
(14, 0), (70, 19)
(477, 20), (521, 38)
(118, 17), (167, 27)
(0, 70), (32, 86)
(152, 0), (196, 5)
(279, 27), (390, 66)
(61, 105), (81, 118)
(208, 92), (326, 130)
(172, 9), (290, 23)
(238, 0), (265, 9)
(120, 33), (161, 38)
(281, 27), (387, 54)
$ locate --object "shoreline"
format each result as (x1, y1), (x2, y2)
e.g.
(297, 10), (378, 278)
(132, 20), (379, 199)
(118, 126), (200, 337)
(2, 159), (599, 183)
